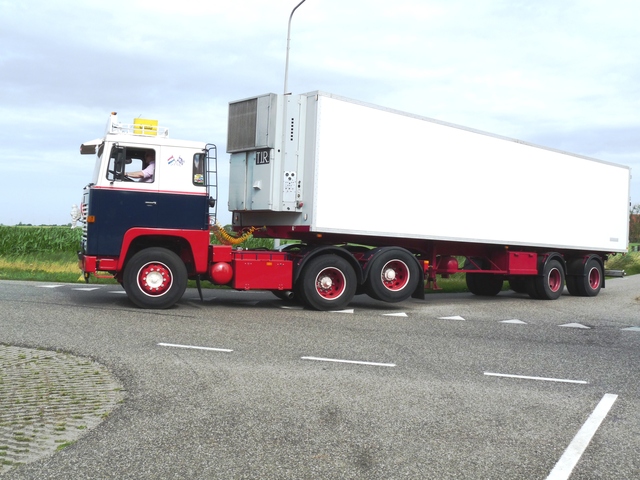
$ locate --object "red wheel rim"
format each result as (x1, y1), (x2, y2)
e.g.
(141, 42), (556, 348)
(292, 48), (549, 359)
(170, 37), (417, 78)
(588, 266), (601, 290)
(548, 268), (562, 293)
(315, 267), (346, 300)
(380, 260), (410, 292)
(137, 262), (172, 297)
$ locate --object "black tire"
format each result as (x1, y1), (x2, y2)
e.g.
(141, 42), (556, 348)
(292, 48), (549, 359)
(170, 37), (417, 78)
(508, 277), (528, 294)
(568, 257), (603, 297)
(365, 248), (421, 302)
(297, 255), (356, 311)
(565, 275), (579, 296)
(466, 273), (504, 296)
(123, 247), (188, 309)
(529, 258), (565, 300)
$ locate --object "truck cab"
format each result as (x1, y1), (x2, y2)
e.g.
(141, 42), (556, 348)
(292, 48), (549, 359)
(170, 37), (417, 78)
(78, 113), (217, 306)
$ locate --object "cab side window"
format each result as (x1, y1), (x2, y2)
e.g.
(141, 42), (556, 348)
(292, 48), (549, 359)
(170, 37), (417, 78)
(193, 153), (205, 186)
(105, 147), (155, 183)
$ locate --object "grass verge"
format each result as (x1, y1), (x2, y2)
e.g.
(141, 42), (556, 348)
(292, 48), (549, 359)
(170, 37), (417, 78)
(604, 249), (640, 276)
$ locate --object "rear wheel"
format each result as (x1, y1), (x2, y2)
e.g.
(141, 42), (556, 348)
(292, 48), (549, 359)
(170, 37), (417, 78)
(568, 257), (603, 297)
(508, 277), (528, 294)
(466, 273), (504, 296)
(365, 248), (420, 302)
(297, 255), (356, 311)
(123, 248), (188, 309)
(582, 258), (603, 296)
(528, 258), (565, 300)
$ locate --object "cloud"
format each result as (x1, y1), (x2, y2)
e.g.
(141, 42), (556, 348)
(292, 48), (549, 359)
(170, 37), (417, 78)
(0, 0), (638, 227)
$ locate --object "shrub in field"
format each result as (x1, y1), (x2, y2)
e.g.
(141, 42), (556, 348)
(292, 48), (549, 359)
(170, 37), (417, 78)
(605, 249), (640, 276)
(0, 226), (82, 256)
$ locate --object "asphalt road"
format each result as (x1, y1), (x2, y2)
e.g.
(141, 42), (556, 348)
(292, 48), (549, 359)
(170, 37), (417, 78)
(1, 277), (639, 479)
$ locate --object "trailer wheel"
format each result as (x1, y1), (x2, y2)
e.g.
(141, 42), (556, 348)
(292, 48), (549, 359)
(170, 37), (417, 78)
(529, 258), (565, 300)
(123, 247), (188, 309)
(298, 255), (356, 311)
(508, 277), (528, 294)
(466, 273), (504, 296)
(365, 248), (420, 302)
(568, 257), (603, 297)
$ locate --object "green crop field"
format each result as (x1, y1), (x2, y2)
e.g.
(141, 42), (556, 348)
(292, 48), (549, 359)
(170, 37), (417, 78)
(0, 225), (275, 284)
(0, 226), (82, 256)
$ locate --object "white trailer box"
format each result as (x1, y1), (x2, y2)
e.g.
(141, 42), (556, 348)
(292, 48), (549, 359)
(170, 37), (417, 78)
(228, 91), (630, 253)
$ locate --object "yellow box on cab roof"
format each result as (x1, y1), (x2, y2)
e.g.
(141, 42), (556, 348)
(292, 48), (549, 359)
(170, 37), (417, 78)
(133, 118), (158, 136)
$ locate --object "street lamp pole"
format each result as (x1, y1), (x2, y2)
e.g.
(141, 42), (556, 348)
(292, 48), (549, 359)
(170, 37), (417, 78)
(276, 0), (307, 249)
(284, 0), (306, 95)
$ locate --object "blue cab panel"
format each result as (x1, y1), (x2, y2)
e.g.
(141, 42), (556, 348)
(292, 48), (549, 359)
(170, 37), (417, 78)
(85, 188), (209, 256)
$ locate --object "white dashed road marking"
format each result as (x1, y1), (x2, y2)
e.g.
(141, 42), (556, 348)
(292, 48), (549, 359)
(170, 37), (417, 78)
(158, 343), (233, 353)
(546, 394), (618, 480)
(301, 356), (396, 367)
(484, 372), (588, 384)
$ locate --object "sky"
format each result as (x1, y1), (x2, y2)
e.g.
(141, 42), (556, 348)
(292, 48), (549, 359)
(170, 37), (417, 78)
(1, 0), (638, 226)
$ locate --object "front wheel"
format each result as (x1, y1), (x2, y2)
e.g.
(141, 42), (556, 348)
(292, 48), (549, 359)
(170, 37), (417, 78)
(123, 247), (188, 309)
(297, 255), (356, 311)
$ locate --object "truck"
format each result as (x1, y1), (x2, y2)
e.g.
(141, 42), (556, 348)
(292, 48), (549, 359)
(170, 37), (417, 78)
(77, 92), (631, 310)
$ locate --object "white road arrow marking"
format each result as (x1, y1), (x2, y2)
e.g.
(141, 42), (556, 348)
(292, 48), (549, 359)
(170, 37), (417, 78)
(438, 315), (465, 321)
(559, 323), (590, 329)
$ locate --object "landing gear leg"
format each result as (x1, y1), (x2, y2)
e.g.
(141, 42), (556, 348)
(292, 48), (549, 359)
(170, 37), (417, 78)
(195, 276), (204, 302)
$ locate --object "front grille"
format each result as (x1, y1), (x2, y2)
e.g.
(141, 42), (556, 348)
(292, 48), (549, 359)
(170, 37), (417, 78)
(80, 195), (89, 252)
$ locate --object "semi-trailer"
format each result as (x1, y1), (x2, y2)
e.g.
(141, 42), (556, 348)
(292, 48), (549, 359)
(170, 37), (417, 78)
(78, 92), (631, 310)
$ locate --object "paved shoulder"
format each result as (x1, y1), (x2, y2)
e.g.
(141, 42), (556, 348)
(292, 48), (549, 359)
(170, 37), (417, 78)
(0, 345), (124, 475)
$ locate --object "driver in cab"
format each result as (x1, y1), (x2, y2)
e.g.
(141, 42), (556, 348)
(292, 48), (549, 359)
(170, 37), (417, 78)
(128, 151), (155, 182)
